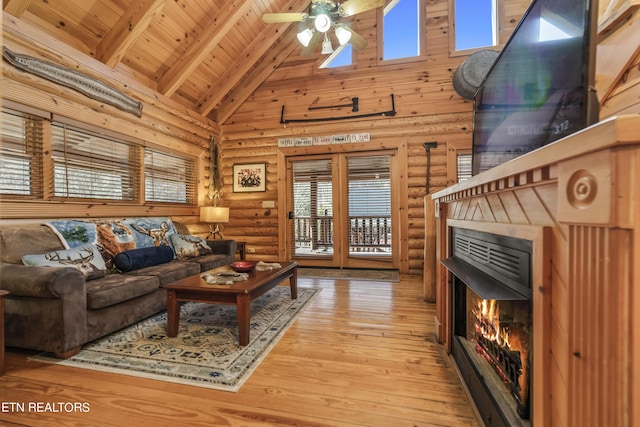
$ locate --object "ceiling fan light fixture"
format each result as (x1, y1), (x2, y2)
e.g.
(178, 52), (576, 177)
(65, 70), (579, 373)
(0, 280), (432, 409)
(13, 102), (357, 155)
(334, 25), (352, 46)
(297, 28), (314, 47)
(314, 13), (332, 32)
(321, 33), (334, 54)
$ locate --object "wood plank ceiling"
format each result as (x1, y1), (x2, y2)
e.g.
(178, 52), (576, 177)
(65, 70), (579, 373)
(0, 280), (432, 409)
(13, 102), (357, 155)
(2, 0), (331, 124)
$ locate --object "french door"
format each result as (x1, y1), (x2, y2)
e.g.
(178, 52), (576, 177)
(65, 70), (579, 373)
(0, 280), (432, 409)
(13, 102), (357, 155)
(286, 151), (398, 269)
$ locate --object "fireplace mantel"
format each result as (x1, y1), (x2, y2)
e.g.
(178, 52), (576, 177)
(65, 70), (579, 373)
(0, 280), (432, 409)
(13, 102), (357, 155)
(432, 115), (640, 427)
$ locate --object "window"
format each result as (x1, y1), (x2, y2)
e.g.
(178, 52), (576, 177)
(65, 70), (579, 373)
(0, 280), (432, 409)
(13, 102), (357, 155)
(0, 108), (44, 197)
(51, 122), (139, 200)
(382, 0), (421, 61)
(320, 44), (352, 69)
(446, 143), (472, 185)
(453, 0), (496, 51)
(457, 153), (472, 182)
(2, 106), (198, 206)
(145, 147), (196, 204)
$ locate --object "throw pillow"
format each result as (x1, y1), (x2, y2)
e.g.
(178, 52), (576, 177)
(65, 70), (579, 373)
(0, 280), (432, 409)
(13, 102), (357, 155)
(169, 234), (213, 260)
(114, 245), (175, 272)
(22, 244), (107, 280)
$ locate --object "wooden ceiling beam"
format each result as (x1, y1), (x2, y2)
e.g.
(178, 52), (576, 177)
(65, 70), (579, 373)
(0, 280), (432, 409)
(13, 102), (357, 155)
(197, 0), (310, 117)
(157, 0), (254, 97)
(95, 0), (167, 68)
(3, 0), (32, 17)
(214, 26), (301, 124)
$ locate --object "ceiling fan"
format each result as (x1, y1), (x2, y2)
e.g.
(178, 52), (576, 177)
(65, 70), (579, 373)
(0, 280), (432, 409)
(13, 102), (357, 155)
(262, 0), (385, 56)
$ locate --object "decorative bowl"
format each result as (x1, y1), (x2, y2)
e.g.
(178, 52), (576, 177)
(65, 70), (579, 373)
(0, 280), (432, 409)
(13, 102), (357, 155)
(230, 261), (257, 273)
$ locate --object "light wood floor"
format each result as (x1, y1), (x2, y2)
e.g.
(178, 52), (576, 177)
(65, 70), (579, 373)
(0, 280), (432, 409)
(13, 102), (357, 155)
(0, 275), (480, 426)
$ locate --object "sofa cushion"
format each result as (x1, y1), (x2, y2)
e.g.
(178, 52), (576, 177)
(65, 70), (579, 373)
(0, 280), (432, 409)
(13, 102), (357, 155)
(172, 221), (191, 236)
(125, 260), (201, 286)
(86, 274), (160, 310)
(191, 253), (234, 272)
(0, 224), (66, 264)
(114, 246), (174, 272)
(22, 244), (107, 280)
(170, 234), (212, 259)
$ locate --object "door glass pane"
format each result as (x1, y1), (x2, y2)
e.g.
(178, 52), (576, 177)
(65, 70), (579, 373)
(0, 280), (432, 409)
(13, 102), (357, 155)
(347, 155), (391, 256)
(292, 159), (333, 257)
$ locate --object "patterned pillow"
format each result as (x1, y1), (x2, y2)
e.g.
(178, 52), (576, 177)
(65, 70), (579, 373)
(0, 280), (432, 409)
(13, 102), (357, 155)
(169, 234), (212, 260)
(22, 244), (107, 280)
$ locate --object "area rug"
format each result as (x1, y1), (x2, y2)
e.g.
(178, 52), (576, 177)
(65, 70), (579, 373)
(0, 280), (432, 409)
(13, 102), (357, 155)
(32, 286), (319, 392)
(297, 268), (399, 282)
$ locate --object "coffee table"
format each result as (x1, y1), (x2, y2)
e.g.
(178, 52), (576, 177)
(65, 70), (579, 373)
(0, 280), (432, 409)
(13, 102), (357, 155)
(163, 261), (298, 346)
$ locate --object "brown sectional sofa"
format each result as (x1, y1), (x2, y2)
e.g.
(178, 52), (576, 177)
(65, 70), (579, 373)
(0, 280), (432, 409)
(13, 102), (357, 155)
(0, 218), (236, 358)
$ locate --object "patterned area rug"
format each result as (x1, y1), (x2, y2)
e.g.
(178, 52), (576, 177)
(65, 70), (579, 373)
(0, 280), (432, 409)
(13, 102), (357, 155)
(298, 268), (400, 282)
(33, 286), (318, 392)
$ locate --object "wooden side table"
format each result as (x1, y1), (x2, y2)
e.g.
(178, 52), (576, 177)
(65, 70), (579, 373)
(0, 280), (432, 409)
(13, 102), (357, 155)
(236, 241), (246, 260)
(0, 290), (8, 376)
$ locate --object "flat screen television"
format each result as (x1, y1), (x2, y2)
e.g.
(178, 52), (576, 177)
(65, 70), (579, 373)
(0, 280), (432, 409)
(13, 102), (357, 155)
(472, 0), (600, 175)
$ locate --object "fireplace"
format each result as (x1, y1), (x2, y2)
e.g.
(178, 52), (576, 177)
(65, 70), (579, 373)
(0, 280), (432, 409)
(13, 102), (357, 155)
(443, 228), (533, 427)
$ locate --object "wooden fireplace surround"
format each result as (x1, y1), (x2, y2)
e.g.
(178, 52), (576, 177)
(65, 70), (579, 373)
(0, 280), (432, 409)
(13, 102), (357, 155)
(432, 115), (640, 427)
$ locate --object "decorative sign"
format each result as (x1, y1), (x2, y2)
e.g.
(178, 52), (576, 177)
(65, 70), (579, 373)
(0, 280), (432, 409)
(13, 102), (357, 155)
(278, 132), (370, 147)
(277, 138), (295, 147)
(331, 134), (351, 144)
(313, 135), (332, 145)
(295, 137), (313, 146)
(351, 132), (370, 142)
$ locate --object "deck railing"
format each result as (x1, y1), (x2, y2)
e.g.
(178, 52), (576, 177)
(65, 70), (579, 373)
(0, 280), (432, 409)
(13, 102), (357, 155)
(294, 215), (391, 253)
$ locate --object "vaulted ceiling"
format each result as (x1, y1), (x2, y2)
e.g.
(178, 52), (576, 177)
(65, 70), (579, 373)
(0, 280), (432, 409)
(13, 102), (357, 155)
(3, 0), (368, 124)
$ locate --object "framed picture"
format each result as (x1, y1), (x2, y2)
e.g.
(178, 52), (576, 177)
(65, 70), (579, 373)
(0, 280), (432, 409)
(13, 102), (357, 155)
(233, 163), (266, 192)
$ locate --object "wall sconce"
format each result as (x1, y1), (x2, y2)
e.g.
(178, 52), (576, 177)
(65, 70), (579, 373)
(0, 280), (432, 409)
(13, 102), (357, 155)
(200, 206), (229, 240)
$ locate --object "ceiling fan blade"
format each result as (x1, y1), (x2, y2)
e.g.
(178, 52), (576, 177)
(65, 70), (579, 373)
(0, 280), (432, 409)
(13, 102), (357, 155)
(339, 0), (385, 17)
(344, 27), (368, 51)
(301, 31), (323, 56)
(262, 12), (308, 23)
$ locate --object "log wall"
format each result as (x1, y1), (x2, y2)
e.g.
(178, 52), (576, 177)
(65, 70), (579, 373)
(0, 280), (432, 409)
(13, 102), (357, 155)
(220, 0), (640, 274)
(2, 1), (638, 276)
(1, 12), (217, 227)
(220, 0), (531, 274)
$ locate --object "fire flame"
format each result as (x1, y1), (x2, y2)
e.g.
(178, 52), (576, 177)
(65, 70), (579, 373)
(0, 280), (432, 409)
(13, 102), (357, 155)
(472, 296), (530, 413)
(475, 299), (511, 348)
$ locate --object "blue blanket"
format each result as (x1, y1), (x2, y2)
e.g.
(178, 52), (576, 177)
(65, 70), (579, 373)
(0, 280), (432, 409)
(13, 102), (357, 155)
(46, 217), (178, 268)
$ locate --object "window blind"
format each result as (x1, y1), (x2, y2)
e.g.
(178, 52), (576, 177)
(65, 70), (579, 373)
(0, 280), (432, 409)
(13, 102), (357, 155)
(144, 147), (196, 204)
(457, 153), (473, 182)
(51, 122), (139, 200)
(0, 108), (44, 197)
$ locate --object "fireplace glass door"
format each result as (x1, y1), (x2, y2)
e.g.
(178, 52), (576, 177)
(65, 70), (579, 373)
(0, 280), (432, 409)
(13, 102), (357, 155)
(452, 276), (532, 427)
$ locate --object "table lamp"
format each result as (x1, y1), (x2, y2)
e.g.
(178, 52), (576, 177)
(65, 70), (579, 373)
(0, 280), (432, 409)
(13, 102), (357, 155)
(200, 206), (229, 239)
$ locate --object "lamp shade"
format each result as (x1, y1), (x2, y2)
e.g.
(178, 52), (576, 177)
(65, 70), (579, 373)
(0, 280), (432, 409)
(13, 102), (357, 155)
(321, 33), (334, 54)
(297, 28), (314, 47)
(335, 25), (352, 46)
(200, 206), (229, 223)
